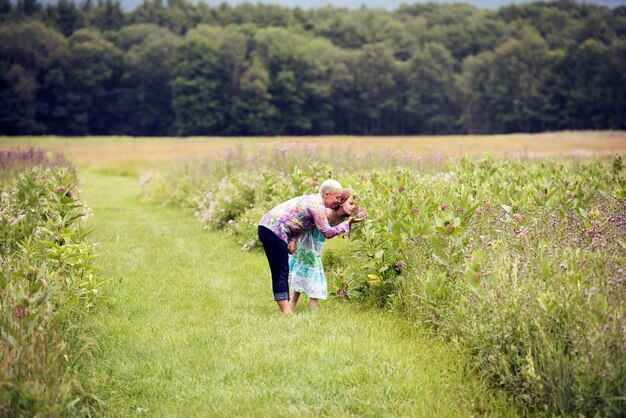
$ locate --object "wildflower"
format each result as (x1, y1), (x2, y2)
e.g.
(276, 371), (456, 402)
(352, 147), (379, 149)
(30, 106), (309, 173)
(411, 207), (420, 215)
(512, 213), (523, 222)
(456, 207), (464, 213)
(10, 213), (26, 225)
(441, 204), (449, 211)
(445, 223), (455, 233)
(398, 185), (406, 193)
(515, 226), (530, 241)
(65, 191), (73, 198)
(336, 288), (348, 299)
(475, 271), (485, 278)
(56, 185), (67, 193)
(396, 260), (406, 270)
(14, 306), (25, 319)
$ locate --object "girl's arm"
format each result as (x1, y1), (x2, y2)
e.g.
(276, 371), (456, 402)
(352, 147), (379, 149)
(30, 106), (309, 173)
(287, 234), (298, 254)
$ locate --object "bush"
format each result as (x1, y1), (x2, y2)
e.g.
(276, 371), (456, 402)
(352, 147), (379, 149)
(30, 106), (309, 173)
(142, 145), (626, 416)
(0, 165), (100, 416)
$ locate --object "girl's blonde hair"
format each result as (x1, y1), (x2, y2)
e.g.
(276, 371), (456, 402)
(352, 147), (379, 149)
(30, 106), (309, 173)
(319, 179), (342, 196)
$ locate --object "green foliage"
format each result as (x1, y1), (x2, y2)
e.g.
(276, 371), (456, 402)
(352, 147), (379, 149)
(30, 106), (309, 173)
(66, 28), (124, 134)
(147, 150), (626, 416)
(2, 1), (625, 135)
(0, 20), (70, 134)
(0, 165), (101, 416)
(80, 167), (515, 416)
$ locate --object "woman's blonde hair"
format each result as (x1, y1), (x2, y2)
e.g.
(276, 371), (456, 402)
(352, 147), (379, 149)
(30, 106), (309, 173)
(319, 179), (342, 196)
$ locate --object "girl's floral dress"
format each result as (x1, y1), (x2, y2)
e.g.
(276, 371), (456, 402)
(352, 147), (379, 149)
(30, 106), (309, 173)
(289, 228), (328, 299)
(259, 193), (351, 300)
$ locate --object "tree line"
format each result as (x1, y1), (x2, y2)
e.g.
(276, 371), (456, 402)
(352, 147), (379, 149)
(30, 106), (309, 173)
(1, 0), (625, 136)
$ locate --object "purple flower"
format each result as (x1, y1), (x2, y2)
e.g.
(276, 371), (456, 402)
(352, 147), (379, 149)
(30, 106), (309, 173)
(396, 260), (406, 270)
(10, 214), (26, 225)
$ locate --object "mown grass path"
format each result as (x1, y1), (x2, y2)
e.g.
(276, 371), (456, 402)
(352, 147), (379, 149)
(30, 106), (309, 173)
(78, 170), (512, 417)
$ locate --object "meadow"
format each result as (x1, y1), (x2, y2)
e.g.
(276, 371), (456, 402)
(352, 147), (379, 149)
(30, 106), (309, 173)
(1, 131), (625, 416)
(2, 131), (626, 173)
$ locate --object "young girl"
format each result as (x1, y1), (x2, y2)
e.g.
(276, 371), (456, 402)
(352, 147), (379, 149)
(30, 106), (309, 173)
(288, 190), (363, 311)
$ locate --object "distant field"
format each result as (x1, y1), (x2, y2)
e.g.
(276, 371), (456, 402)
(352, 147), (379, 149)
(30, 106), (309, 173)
(1, 131), (625, 171)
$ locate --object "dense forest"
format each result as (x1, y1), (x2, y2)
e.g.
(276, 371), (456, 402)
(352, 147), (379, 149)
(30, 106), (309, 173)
(1, 0), (625, 136)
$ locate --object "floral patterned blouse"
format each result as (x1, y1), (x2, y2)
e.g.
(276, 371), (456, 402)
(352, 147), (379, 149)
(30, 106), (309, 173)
(259, 194), (350, 243)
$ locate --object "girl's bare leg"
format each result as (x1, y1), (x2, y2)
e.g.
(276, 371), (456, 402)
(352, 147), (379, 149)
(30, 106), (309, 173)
(309, 298), (319, 311)
(290, 291), (301, 311)
(277, 300), (293, 315)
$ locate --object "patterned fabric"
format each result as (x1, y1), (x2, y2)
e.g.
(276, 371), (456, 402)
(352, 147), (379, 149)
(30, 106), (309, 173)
(289, 228), (328, 299)
(259, 194), (350, 243)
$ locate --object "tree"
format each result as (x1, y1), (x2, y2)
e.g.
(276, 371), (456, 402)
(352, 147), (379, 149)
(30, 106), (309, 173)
(353, 43), (398, 135)
(231, 53), (275, 135)
(0, 0), (12, 15)
(0, 21), (69, 134)
(457, 51), (494, 134)
(254, 27), (335, 135)
(403, 42), (460, 134)
(551, 38), (626, 130)
(86, 0), (125, 31)
(328, 49), (358, 134)
(120, 27), (181, 135)
(170, 25), (223, 135)
(43, 0), (84, 37)
(108, 22), (173, 51)
(214, 25), (250, 134)
(65, 28), (123, 134)
(15, 0), (41, 17)
(483, 26), (555, 133)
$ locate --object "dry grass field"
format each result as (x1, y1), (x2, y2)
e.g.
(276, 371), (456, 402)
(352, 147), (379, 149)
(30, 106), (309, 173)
(1, 131), (625, 172)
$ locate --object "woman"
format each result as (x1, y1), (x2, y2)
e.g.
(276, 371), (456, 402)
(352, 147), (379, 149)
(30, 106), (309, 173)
(258, 179), (366, 314)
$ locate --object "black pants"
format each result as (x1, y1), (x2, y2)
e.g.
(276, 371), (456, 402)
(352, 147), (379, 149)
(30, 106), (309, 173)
(258, 225), (290, 301)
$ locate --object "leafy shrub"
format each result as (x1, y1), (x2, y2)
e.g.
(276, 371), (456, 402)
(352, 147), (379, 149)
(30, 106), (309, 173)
(0, 165), (99, 416)
(143, 145), (626, 416)
(344, 157), (626, 415)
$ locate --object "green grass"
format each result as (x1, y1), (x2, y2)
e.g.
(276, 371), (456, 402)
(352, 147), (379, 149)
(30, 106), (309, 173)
(76, 170), (517, 417)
